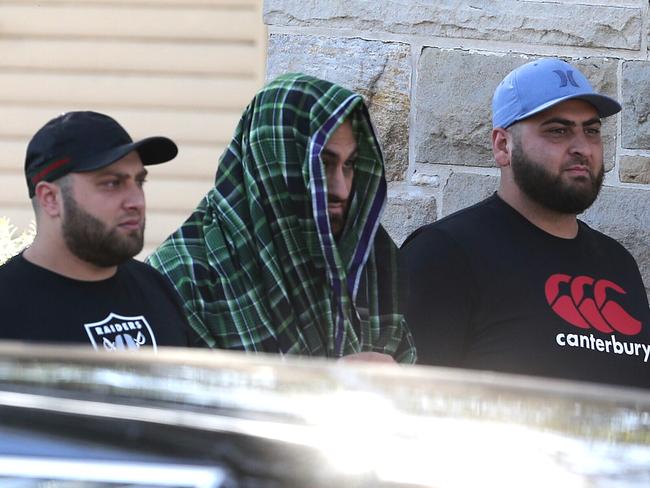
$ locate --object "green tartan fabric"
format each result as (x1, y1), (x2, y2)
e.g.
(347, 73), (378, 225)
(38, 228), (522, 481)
(147, 73), (416, 362)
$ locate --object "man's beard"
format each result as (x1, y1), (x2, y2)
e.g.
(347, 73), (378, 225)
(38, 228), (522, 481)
(61, 192), (144, 267)
(328, 206), (346, 239)
(511, 141), (604, 214)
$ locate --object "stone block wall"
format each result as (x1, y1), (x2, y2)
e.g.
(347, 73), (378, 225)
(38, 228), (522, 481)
(264, 0), (650, 294)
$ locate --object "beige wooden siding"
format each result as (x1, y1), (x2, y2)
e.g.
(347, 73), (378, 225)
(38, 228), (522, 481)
(0, 0), (266, 256)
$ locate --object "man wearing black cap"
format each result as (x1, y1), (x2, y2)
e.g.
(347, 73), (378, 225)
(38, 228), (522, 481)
(401, 58), (650, 388)
(0, 111), (192, 351)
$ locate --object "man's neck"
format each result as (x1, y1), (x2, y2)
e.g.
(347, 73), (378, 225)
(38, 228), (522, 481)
(23, 236), (118, 281)
(497, 187), (579, 239)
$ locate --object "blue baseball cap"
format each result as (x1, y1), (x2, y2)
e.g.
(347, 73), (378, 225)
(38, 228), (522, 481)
(492, 58), (621, 128)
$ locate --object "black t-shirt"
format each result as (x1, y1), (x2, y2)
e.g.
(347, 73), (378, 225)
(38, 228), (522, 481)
(400, 194), (650, 389)
(0, 254), (192, 351)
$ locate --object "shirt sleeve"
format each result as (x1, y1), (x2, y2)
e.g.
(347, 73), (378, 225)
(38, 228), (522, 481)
(399, 227), (476, 367)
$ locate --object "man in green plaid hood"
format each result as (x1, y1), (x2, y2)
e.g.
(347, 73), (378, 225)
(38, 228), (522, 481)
(147, 73), (416, 363)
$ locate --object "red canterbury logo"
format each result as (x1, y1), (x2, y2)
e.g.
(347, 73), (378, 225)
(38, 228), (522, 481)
(545, 274), (641, 336)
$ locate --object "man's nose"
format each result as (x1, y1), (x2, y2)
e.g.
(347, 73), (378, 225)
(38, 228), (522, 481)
(124, 183), (145, 211)
(569, 132), (594, 159)
(327, 164), (346, 198)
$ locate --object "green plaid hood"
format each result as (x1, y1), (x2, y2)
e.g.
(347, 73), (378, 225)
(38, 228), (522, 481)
(147, 73), (415, 362)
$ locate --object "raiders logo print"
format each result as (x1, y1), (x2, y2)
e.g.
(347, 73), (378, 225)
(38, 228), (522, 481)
(545, 274), (641, 336)
(84, 312), (158, 352)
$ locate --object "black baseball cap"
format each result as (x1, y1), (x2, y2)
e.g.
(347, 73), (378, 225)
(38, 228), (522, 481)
(25, 111), (178, 197)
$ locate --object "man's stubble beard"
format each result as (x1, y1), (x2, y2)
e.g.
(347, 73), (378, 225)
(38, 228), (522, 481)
(61, 190), (144, 267)
(329, 211), (345, 239)
(510, 136), (604, 215)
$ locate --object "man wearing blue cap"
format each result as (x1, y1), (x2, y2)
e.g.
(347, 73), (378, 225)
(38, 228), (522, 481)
(0, 111), (192, 351)
(401, 58), (650, 388)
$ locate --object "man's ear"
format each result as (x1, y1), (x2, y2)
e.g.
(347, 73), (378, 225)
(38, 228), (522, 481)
(34, 182), (63, 218)
(492, 128), (512, 168)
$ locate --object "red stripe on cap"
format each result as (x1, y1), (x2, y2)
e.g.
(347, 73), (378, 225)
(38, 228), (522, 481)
(31, 157), (71, 184)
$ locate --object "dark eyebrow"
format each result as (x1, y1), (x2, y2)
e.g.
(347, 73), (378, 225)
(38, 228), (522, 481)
(582, 117), (602, 126)
(540, 117), (601, 127)
(321, 148), (358, 161)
